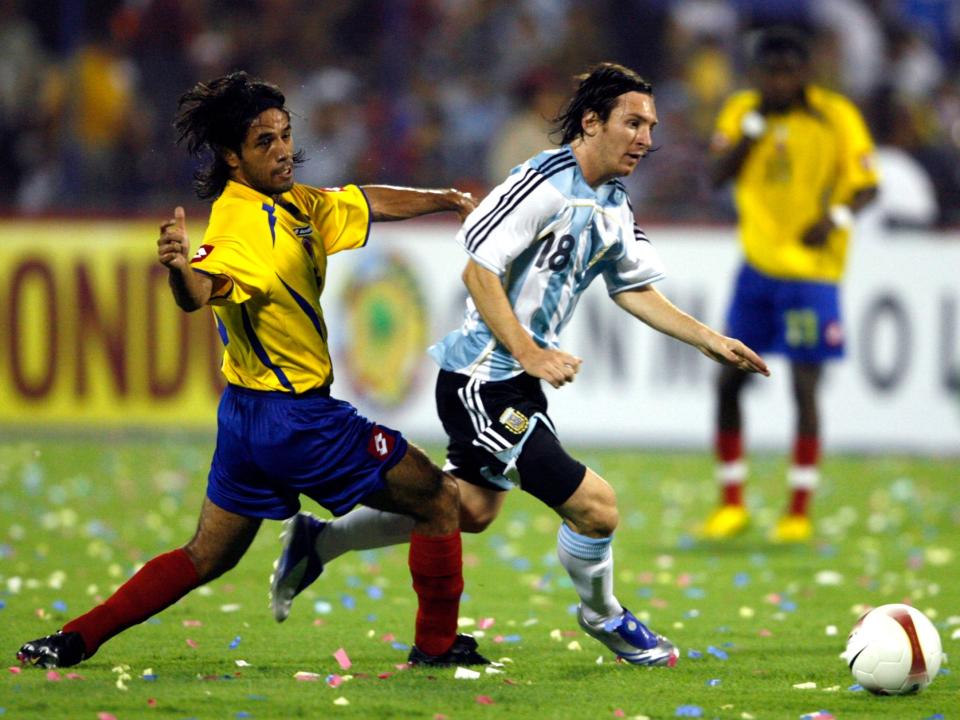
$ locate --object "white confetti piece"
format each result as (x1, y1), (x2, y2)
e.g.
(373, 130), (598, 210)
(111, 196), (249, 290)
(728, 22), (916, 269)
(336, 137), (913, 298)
(739, 606), (755, 618)
(814, 571), (843, 586)
(454, 667), (481, 680)
(484, 666), (504, 675)
(458, 617), (476, 628)
(549, 629), (563, 641)
(294, 671), (321, 681)
(595, 656), (604, 665)
(220, 603), (241, 613)
(566, 641), (582, 651)
(333, 697), (350, 706)
(951, 628), (960, 640)
(822, 685), (840, 692)
(235, 660), (252, 667)
(792, 681), (817, 689)
(825, 625), (838, 636)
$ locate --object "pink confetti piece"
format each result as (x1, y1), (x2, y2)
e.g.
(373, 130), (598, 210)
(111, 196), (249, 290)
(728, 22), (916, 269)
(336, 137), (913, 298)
(478, 618), (495, 630)
(8, 666), (22, 674)
(333, 647), (351, 670)
(614, 710), (626, 718)
(294, 671), (321, 681)
(327, 674), (343, 688)
(182, 620), (203, 627)
(475, 695), (495, 705)
(186, 638), (198, 649)
(97, 714), (118, 720)
(381, 633), (396, 642)
(312, 618), (327, 626)
(147, 698), (157, 707)
(377, 672), (393, 679)
(433, 715), (448, 720)
(65, 672), (83, 680)
(759, 628), (773, 637)
(46, 670), (61, 681)
(395, 663), (411, 671)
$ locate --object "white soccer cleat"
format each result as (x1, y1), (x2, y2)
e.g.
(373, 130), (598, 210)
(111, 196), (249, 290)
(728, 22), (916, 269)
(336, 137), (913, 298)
(577, 606), (679, 666)
(269, 512), (327, 622)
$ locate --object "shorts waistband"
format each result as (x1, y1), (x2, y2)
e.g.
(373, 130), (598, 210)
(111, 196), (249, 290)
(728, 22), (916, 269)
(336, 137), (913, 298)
(226, 384), (332, 399)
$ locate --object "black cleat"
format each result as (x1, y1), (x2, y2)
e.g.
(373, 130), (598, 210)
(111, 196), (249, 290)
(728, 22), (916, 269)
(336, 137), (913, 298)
(408, 633), (490, 667)
(17, 631), (86, 669)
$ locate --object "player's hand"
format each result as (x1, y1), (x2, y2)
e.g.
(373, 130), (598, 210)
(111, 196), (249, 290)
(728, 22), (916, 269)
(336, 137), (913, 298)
(519, 347), (583, 388)
(449, 189), (477, 222)
(701, 335), (770, 376)
(801, 217), (833, 247)
(158, 206), (190, 270)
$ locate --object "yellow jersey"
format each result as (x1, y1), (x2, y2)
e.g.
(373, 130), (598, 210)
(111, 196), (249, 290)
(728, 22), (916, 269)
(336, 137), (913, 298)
(190, 180), (371, 393)
(713, 85), (878, 282)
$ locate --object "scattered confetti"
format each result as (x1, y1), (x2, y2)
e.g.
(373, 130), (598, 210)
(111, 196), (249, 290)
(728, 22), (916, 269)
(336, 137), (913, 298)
(475, 695), (495, 705)
(97, 714), (118, 720)
(294, 671), (321, 681)
(235, 660), (252, 667)
(793, 682), (817, 690)
(7, 667), (21, 675)
(186, 639), (198, 649)
(334, 648), (352, 670)
(229, 636), (242, 649)
(675, 705), (703, 717)
(706, 678), (721, 686)
(478, 618), (495, 630)
(825, 625), (837, 636)
(45, 670), (61, 681)
(220, 603), (241, 613)
(799, 712), (835, 720)
(566, 641), (582, 651)
(333, 697), (350, 706)
(455, 667), (481, 679)
(182, 620), (202, 627)
(327, 674), (343, 688)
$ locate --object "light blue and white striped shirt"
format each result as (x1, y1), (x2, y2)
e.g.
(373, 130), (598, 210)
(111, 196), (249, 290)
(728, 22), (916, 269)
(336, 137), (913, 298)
(429, 145), (665, 381)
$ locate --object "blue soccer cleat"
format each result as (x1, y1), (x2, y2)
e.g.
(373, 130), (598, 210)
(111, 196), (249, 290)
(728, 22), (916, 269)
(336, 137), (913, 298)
(577, 606), (679, 666)
(270, 512), (327, 622)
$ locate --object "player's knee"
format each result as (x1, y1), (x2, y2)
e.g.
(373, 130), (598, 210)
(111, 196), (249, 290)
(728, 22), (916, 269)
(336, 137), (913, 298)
(576, 504), (619, 537)
(418, 469), (460, 522)
(460, 504), (497, 533)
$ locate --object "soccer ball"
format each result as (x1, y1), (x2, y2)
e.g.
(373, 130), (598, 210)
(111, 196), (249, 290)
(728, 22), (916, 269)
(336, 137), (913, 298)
(843, 603), (943, 695)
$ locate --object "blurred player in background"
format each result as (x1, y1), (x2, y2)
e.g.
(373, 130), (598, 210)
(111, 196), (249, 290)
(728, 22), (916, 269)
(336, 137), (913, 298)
(17, 71), (489, 669)
(272, 63), (769, 667)
(703, 27), (879, 542)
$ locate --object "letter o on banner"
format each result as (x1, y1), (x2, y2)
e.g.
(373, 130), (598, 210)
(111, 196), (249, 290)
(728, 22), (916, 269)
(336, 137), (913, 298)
(859, 293), (911, 392)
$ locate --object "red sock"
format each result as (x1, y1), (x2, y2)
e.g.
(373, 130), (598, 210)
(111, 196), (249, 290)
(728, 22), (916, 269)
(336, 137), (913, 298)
(793, 435), (820, 466)
(409, 531), (463, 657)
(63, 548), (200, 657)
(715, 430), (743, 463)
(723, 483), (743, 506)
(789, 488), (812, 515)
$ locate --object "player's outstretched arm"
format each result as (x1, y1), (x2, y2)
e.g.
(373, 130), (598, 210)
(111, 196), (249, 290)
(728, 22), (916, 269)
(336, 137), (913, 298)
(361, 185), (477, 222)
(462, 259), (582, 388)
(157, 206), (213, 312)
(613, 286), (770, 376)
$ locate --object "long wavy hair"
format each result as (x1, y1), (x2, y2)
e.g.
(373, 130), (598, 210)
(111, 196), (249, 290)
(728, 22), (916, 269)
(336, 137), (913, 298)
(174, 71), (304, 200)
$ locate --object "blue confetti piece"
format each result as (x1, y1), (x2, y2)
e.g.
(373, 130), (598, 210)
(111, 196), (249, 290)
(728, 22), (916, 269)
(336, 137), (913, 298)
(937, 667), (950, 675)
(1, 708), (6, 715)
(391, 641), (410, 651)
(676, 534), (695, 549)
(236, 712), (251, 719)
(799, 712), (834, 720)
(733, 572), (750, 587)
(52, 600), (67, 612)
(684, 587), (706, 599)
(687, 650), (703, 659)
(229, 636), (241, 649)
(502, 634), (521, 643)
(706, 678), (721, 686)
(246, 695), (267, 701)
(366, 614), (377, 622)
(340, 594), (356, 610)
(847, 683), (864, 691)
(706, 645), (728, 660)
(567, 604), (579, 616)
(147, 617), (162, 625)
(511, 557), (531, 571)
(780, 600), (797, 612)
(345, 576), (362, 588)
(922, 714), (945, 720)
(142, 673), (158, 681)
(0, 600), (6, 610)
(637, 587), (654, 598)
(366, 586), (384, 600)
(675, 705), (703, 717)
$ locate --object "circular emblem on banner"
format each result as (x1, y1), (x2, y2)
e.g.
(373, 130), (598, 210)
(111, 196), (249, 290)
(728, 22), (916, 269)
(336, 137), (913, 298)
(338, 252), (428, 408)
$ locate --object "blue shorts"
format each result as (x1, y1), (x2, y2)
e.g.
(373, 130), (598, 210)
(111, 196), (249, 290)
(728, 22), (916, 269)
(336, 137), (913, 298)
(207, 385), (408, 520)
(726, 263), (844, 363)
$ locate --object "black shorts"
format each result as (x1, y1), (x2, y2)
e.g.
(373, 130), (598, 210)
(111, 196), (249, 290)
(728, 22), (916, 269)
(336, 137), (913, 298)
(434, 369), (585, 507)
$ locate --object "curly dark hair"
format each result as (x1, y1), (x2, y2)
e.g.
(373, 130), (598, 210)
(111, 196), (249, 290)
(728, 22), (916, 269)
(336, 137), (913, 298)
(553, 63), (653, 146)
(174, 71), (304, 200)
(750, 26), (811, 65)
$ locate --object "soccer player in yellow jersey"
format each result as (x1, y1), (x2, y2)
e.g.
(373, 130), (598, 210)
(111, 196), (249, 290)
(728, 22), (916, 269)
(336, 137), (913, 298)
(17, 71), (488, 669)
(704, 28), (879, 542)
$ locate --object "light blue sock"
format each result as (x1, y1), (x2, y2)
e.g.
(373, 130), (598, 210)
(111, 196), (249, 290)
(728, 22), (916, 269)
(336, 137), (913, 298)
(557, 523), (622, 626)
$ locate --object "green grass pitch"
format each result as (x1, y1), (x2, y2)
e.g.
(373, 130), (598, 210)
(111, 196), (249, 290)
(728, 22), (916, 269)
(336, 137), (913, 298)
(0, 438), (956, 719)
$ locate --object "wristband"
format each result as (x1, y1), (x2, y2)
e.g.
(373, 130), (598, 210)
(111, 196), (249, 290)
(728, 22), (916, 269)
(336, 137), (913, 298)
(740, 111), (767, 139)
(828, 204), (855, 230)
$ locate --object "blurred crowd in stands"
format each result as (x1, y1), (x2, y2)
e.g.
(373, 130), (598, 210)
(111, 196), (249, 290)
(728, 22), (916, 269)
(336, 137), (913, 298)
(1, 0), (958, 228)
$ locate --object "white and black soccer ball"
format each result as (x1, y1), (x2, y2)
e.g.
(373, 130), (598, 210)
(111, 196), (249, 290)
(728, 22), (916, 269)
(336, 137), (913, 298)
(843, 603), (943, 695)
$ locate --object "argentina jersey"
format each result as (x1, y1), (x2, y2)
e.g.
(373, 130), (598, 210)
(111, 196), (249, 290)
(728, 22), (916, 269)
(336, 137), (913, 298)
(429, 145), (666, 381)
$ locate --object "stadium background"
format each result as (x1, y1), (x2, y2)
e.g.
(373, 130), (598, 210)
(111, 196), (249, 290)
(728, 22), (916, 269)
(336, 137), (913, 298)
(1, 0), (958, 454)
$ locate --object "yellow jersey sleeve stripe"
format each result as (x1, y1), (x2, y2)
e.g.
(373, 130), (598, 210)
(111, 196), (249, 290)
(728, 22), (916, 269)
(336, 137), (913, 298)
(239, 304), (294, 391)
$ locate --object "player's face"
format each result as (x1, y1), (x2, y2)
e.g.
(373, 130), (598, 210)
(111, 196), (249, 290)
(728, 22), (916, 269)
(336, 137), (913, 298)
(228, 107), (295, 196)
(755, 53), (808, 112)
(591, 92), (657, 182)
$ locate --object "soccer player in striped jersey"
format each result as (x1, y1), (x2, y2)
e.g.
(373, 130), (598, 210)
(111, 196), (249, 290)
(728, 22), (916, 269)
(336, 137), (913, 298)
(273, 63), (768, 667)
(17, 71), (488, 670)
(704, 28), (879, 543)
